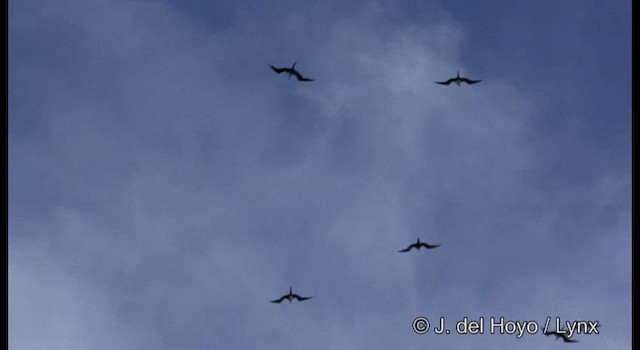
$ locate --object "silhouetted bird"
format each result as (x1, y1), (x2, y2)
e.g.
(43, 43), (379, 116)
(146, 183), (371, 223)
(544, 330), (579, 343)
(270, 287), (312, 303)
(398, 238), (441, 252)
(436, 71), (481, 86)
(269, 61), (314, 81)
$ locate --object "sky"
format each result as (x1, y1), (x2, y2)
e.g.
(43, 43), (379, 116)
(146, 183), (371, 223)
(8, 0), (631, 349)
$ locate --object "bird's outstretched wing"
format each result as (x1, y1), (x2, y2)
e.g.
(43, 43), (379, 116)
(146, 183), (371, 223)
(462, 78), (482, 84)
(544, 331), (564, 337)
(544, 331), (579, 343)
(421, 243), (441, 249)
(562, 336), (579, 343)
(269, 65), (288, 74)
(292, 71), (314, 82)
(435, 79), (453, 85)
(398, 244), (415, 252)
(293, 295), (312, 302)
(270, 295), (287, 303)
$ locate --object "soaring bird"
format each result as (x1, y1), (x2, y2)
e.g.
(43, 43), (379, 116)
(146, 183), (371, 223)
(436, 71), (481, 86)
(544, 330), (579, 343)
(269, 61), (314, 82)
(270, 287), (312, 303)
(398, 238), (441, 252)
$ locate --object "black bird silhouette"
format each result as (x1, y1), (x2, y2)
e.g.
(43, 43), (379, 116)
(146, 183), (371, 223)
(398, 238), (441, 252)
(544, 330), (579, 343)
(270, 287), (312, 303)
(436, 71), (481, 86)
(269, 61), (314, 82)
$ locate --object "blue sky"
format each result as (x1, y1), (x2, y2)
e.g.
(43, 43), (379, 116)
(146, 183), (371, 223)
(9, 0), (630, 349)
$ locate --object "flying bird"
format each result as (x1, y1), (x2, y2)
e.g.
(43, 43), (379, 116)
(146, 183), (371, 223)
(436, 71), (481, 86)
(398, 238), (441, 253)
(269, 61), (314, 82)
(544, 330), (579, 343)
(270, 287), (312, 303)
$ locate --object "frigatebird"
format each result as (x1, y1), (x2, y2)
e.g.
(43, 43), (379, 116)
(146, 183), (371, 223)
(269, 61), (314, 82)
(398, 238), (441, 253)
(270, 287), (312, 303)
(436, 71), (481, 86)
(544, 330), (579, 343)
